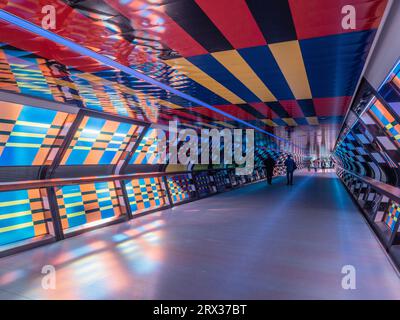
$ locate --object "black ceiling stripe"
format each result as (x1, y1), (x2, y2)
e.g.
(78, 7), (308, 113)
(265, 101), (290, 118)
(246, 0), (297, 44)
(163, 1), (233, 53)
(297, 99), (316, 117)
(236, 103), (268, 119)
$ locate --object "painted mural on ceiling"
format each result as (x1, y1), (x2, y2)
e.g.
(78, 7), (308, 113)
(0, 0), (389, 154)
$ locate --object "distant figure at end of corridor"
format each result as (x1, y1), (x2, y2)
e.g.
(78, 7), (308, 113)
(284, 155), (297, 186)
(264, 155), (276, 185)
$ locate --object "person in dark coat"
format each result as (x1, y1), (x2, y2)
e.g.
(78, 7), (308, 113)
(264, 155), (276, 185)
(284, 155), (297, 186)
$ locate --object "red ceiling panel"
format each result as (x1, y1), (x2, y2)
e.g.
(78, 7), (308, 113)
(195, 0), (266, 49)
(289, 0), (388, 40)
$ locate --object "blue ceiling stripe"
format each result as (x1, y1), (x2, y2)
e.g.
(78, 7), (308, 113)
(297, 99), (316, 117)
(239, 45), (294, 100)
(294, 118), (308, 125)
(300, 30), (376, 98)
(187, 54), (261, 102)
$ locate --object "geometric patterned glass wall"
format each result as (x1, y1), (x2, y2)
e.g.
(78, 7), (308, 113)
(0, 188), (50, 246)
(60, 116), (143, 165)
(194, 171), (215, 197)
(129, 128), (165, 164)
(0, 45), (65, 102)
(125, 177), (168, 214)
(384, 201), (400, 233)
(167, 174), (194, 204)
(380, 62), (400, 115)
(0, 102), (73, 166)
(368, 99), (400, 148)
(56, 181), (123, 230)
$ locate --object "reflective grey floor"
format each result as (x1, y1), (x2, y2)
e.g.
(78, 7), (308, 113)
(1, 171), (399, 300)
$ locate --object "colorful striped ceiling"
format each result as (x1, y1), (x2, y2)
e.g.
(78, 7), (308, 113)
(0, 0), (389, 154)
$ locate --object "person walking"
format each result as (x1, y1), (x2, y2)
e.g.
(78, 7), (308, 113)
(284, 155), (297, 186)
(313, 159), (318, 173)
(264, 155), (276, 185)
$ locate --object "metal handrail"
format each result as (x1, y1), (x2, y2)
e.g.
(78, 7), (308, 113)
(0, 167), (265, 191)
(338, 167), (400, 204)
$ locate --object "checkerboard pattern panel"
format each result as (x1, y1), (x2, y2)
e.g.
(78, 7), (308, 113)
(384, 202), (400, 233)
(194, 171), (216, 197)
(167, 174), (194, 204)
(129, 128), (166, 165)
(214, 170), (230, 191)
(0, 44), (85, 106)
(125, 177), (168, 214)
(61, 116), (142, 165)
(56, 181), (122, 230)
(0, 102), (74, 166)
(0, 188), (50, 246)
(369, 99), (400, 147)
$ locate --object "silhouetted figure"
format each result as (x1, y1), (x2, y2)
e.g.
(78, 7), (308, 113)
(284, 155), (297, 186)
(321, 161), (326, 173)
(264, 155), (276, 185)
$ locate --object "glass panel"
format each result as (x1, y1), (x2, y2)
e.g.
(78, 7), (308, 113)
(61, 116), (143, 165)
(56, 181), (123, 231)
(368, 99), (400, 148)
(0, 102), (73, 166)
(124, 177), (168, 214)
(129, 128), (165, 165)
(384, 201), (400, 233)
(167, 174), (195, 204)
(0, 188), (50, 246)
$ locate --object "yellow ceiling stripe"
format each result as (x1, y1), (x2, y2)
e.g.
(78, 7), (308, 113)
(211, 50), (276, 102)
(261, 119), (277, 127)
(158, 100), (183, 109)
(164, 57), (245, 105)
(269, 41), (312, 100)
(306, 117), (319, 125)
(282, 118), (298, 126)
